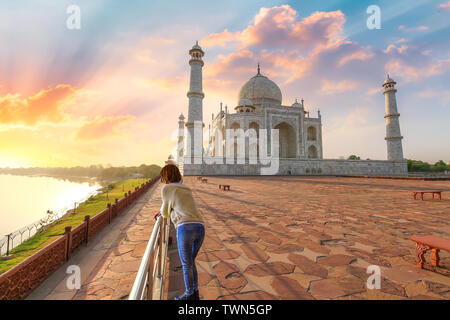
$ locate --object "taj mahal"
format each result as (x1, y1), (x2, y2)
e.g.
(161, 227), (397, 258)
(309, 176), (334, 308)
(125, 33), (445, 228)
(176, 42), (407, 176)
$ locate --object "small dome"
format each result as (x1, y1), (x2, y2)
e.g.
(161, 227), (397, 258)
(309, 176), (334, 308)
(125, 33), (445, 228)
(291, 99), (302, 108)
(383, 74), (396, 85)
(190, 41), (204, 54)
(179, 113), (185, 120)
(239, 70), (282, 105)
(238, 98), (253, 107)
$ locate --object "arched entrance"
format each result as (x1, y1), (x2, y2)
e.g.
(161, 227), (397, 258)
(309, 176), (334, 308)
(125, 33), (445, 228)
(248, 122), (259, 160)
(307, 126), (317, 141)
(308, 145), (318, 158)
(274, 122), (297, 158)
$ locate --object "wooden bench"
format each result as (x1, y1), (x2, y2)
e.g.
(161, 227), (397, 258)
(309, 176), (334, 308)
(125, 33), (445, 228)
(219, 184), (231, 191)
(201, 178), (208, 183)
(412, 190), (442, 200)
(409, 235), (450, 268)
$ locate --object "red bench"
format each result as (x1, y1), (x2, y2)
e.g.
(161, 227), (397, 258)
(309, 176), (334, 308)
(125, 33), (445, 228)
(409, 235), (450, 268)
(412, 190), (442, 200)
(201, 178), (208, 183)
(219, 184), (231, 191)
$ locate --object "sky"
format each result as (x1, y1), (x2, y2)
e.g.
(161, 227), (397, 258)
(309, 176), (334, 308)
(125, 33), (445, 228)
(0, 0), (449, 168)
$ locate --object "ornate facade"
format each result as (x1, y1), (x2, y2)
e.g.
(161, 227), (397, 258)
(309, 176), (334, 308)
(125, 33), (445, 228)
(178, 42), (407, 176)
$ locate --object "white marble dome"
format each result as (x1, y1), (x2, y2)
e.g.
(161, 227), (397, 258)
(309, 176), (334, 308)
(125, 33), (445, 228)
(238, 98), (253, 106)
(238, 72), (282, 105)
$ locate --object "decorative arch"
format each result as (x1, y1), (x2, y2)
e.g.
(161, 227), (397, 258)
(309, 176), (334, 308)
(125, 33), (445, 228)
(248, 122), (260, 160)
(274, 122), (297, 158)
(308, 145), (318, 159)
(307, 126), (317, 141)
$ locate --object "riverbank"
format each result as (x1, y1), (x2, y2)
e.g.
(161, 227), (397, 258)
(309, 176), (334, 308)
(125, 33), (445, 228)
(0, 178), (151, 275)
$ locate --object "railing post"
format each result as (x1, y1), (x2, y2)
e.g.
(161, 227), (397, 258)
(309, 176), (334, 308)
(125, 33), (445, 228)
(84, 215), (90, 245)
(107, 203), (112, 224)
(64, 226), (72, 261)
(128, 190), (132, 202)
(147, 250), (155, 300)
(115, 198), (119, 215)
(6, 233), (11, 256)
(157, 220), (163, 276)
(124, 193), (128, 206)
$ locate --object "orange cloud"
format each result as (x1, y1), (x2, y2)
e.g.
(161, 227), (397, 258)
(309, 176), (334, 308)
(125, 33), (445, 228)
(75, 115), (135, 141)
(438, 2), (450, 9)
(0, 85), (76, 126)
(202, 5), (345, 50)
(385, 59), (450, 82)
(339, 50), (375, 66)
(321, 79), (359, 95)
(201, 29), (240, 48)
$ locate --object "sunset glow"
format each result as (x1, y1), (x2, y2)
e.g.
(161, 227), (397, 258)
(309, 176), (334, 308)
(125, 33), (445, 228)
(1, 1), (449, 167)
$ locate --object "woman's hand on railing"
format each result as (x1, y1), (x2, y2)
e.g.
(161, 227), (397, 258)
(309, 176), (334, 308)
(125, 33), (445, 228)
(154, 211), (161, 220)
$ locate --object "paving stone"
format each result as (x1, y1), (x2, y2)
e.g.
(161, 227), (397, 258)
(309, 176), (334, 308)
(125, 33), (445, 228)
(218, 290), (278, 300)
(245, 261), (295, 277)
(240, 244), (269, 262)
(287, 253), (328, 278)
(213, 261), (247, 292)
(317, 254), (357, 267)
(257, 231), (282, 245)
(270, 276), (315, 300)
(197, 249), (241, 262)
(309, 279), (346, 299)
(380, 277), (407, 297)
(266, 243), (303, 254)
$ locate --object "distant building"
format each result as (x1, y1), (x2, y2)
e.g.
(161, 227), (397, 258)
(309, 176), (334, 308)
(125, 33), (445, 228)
(178, 42), (407, 176)
(165, 155), (176, 166)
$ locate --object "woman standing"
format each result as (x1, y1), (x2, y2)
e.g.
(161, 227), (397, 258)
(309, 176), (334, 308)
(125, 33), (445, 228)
(154, 164), (205, 300)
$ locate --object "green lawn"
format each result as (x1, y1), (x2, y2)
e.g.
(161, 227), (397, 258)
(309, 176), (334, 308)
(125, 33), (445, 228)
(0, 178), (149, 275)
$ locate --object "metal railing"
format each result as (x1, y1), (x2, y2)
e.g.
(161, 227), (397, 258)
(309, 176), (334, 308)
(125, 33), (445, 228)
(128, 216), (170, 300)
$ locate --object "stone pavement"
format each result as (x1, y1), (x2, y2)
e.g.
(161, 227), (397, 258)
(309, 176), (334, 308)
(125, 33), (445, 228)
(173, 176), (450, 300)
(28, 176), (450, 300)
(27, 181), (162, 300)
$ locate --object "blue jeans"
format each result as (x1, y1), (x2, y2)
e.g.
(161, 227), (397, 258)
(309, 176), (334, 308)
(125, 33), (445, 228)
(177, 223), (205, 295)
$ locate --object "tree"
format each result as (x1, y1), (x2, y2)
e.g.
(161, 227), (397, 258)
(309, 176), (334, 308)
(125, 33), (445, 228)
(348, 155), (361, 160)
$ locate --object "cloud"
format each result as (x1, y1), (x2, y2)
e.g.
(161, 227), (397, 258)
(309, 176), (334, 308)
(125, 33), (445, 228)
(398, 25), (429, 32)
(384, 44), (408, 54)
(0, 85), (76, 126)
(141, 77), (185, 91)
(338, 49), (375, 66)
(75, 115), (135, 141)
(385, 58), (450, 82)
(320, 79), (359, 95)
(202, 5), (345, 51)
(438, 2), (450, 10)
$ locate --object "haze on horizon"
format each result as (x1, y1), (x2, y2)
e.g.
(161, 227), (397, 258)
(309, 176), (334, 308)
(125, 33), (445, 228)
(0, 0), (449, 169)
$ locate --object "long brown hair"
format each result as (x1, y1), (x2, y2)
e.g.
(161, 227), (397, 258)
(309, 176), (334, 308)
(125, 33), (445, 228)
(160, 164), (182, 184)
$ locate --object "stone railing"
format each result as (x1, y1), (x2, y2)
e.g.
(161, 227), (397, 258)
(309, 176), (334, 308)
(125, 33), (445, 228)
(0, 176), (160, 300)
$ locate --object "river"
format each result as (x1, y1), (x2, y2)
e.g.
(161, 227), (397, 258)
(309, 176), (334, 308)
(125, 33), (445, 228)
(0, 174), (101, 237)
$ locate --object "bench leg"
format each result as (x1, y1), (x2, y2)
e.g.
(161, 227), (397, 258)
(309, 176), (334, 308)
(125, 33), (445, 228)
(415, 243), (429, 268)
(438, 192), (441, 200)
(431, 248), (440, 267)
(420, 192), (424, 200)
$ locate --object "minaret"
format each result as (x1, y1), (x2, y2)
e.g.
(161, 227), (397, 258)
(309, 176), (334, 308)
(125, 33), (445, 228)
(382, 75), (404, 161)
(177, 113), (185, 165)
(186, 41), (205, 164)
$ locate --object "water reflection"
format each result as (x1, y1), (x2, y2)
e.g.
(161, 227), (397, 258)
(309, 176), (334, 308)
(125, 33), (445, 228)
(0, 174), (101, 236)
